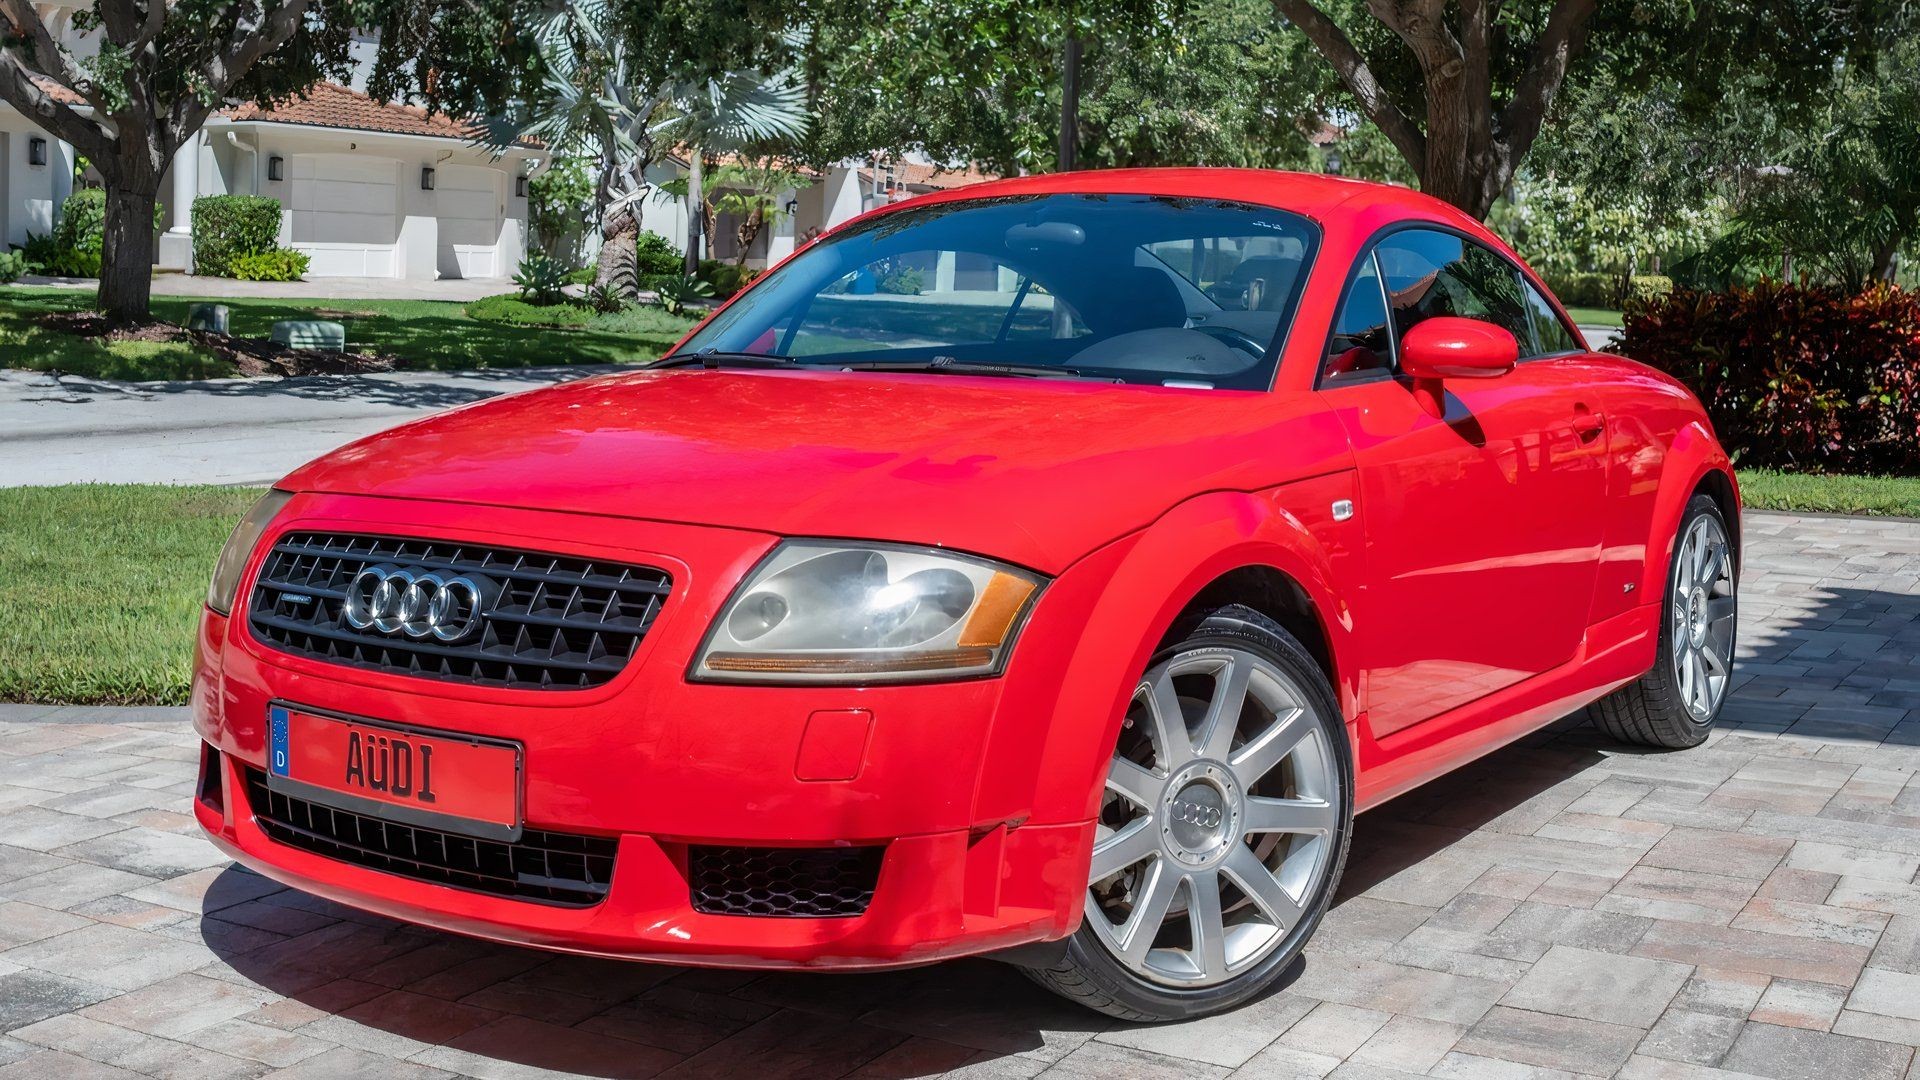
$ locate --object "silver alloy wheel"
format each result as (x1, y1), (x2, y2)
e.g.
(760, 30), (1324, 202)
(1672, 513), (1736, 722)
(1087, 647), (1339, 988)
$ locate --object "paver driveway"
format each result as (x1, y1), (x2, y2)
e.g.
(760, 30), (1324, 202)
(1, 510), (1917, 1079)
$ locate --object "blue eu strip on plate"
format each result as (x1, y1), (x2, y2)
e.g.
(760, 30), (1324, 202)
(270, 705), (291, 777)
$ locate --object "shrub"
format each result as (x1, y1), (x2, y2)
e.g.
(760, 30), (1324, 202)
(191, 195), (282, 277)
(0, 250), (25, 284)
(696, 259), (756, 299)
(634, 231), (682, 278)
(21, 231), (101, 278)
(654, 273), (714, 316)
(584, 283), (626, 314)
(1545, 271), (1674, 309)
(1619, 281), (1920, 474)
(229, 248), (310, 282)
(878, 265), (925, 295)
(467, 293), (595, 328)
(53, 188), (107, 255)
(513, 253), (572, 305)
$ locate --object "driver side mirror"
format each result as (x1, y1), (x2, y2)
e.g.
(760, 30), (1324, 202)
(1399, 317), (1518, 417)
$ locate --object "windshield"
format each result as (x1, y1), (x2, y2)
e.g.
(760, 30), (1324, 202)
(671, 193), (1319, 389)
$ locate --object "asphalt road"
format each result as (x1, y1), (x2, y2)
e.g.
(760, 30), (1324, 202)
(0, 367), (610, 487)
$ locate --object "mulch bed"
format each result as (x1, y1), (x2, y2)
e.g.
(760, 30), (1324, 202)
(40, 311), (397, 377)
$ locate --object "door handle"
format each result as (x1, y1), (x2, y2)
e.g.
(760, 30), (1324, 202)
(1572, 403), (1604, 443)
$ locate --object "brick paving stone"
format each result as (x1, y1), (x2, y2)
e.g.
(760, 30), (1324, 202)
(0, 508), (1914, 1079)
(1750, 979), (1849, 1030)
(1500, 945), (1690, 1028)
(1719, 1021), (1915, 1080)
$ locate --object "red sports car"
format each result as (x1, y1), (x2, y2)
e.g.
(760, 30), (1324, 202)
(193, 170), (1738, 1020)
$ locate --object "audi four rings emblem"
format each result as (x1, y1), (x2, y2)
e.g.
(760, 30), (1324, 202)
(1169, 799), (1224, 829)
(343, 564), (497, 643)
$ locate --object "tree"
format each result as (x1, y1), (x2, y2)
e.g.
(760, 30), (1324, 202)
(1262, 0), (1886, 219)
(659, 65), (809, 273)
(661, 159), (811, 268)
(482, 0), (803, 289)
(0, 0), (526, 322)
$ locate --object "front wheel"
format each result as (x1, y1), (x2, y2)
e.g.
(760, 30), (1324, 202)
(1592, 493), (1737, 748)
(1022, 604), (1353, 1021)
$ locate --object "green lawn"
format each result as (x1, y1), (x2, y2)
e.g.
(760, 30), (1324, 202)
(1565, 306), (1626, 327)
(0, 285), (695, 380)
(0, 484), (263, 705)
(3, 472), (1915, 705)
(1736, 469), (1920, 517)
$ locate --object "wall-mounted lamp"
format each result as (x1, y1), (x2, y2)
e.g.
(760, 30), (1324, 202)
(27, 137), (47, 167)
(1324, 148), (1344, 176)
(266, 155), (284, 182)
(515, 175), (528, 198)
(784, 198), (798, 215)
(420, 166), (435, 191)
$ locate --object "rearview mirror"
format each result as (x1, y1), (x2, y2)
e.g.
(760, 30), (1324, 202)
(1399, 317), (1518, 416)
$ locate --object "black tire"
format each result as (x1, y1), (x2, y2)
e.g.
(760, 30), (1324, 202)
(1021, 604), (1354, 1021)
(1592, 494), (1735, 749)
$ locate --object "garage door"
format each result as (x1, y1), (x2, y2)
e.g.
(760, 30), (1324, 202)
(289, 155), (400, 277)
(436, 165), (501, 279)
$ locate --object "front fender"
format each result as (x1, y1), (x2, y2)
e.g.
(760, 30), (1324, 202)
(977, 473), (1362, 832)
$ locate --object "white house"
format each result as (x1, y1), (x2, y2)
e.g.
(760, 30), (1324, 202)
(2, 7), (545, 281)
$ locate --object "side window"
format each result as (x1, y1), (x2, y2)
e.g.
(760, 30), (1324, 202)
(1520, 279), (1581, 356)
(1323, 253), (1394, 381)
(1374, 230), (1532, 353)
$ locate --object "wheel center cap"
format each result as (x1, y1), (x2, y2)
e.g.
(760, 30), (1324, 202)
(1687, 587), (1709, 647)
(1161, 762), (1242, 868)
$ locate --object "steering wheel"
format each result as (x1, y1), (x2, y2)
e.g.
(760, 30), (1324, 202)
(1190, 323), (1270, 358)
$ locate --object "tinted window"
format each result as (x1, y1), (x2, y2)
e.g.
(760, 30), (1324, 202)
(1324, 253), (1394, 381)
(1521, 279), (1581, 356)
(1374, 230), (1531, 353)
(675, 193), (1318, 389)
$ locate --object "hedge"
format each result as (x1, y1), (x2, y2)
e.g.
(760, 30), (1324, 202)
(191, 195), (282, 277)
(1619, 281), (1920, 474)
(1545, 271), (1674, 309)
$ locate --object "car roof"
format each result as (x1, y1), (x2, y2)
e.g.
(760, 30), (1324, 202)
(853, 168), (1483, 233)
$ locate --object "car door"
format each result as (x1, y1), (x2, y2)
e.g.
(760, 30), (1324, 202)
(1317, 227), (1608, 738)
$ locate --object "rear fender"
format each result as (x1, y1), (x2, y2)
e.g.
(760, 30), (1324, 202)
(1640, 421), (1738, 601)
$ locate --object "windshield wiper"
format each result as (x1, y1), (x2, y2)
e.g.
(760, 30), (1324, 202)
(652, 350), (801, 370)
(834, 359), (1104, 380)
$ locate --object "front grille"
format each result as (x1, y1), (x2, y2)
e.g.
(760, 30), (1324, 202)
(243, 767), (615, 907)
(689, 845), (883, 918)
(248, 532), (671, 690)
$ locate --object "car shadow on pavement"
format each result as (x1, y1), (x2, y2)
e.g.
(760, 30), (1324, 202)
(191, 573), (1920, 1074)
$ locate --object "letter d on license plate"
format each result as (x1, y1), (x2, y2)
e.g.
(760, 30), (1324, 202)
(265, 703), (523, 841)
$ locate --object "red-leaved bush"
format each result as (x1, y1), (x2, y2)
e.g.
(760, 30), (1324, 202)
(1618, 281), (1920, 474)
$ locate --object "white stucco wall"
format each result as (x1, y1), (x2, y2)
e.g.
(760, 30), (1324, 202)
(0, 108), (73, 249)
(165, 124), (539, 279)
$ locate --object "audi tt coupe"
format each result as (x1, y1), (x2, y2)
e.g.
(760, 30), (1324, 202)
(192, 170), (1738, 1020)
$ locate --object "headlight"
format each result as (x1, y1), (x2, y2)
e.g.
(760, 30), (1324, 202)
(692, 541), (1044, 684)
(206, 488), (293, 615)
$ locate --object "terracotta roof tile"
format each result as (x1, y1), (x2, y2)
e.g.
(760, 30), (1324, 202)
(221, 82), (521, 145)
(31, 75), (86, 106)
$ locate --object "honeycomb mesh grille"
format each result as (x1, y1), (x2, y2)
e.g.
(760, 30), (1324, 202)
(242, 767), (615, 907)
(688, 845), (883, 918)
(247, 532), (671, 691)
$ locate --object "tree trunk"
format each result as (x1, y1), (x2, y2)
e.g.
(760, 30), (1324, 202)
(97, 178), (161, 324)
(683, 150), (704, 275)
(1871, 236), (1901, 282)
(1058, 34), (1082, 171)
(594, 201), (637, 294)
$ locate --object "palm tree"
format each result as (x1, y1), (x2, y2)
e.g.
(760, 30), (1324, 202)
(484, 1), (809, 292)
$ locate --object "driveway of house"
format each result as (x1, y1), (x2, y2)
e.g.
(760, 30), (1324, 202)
(1, 511), (1917, 1078)
(20, 274), (516, 303)
(0, 367), (612, 487)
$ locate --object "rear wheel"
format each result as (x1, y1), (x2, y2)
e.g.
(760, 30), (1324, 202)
(1593, 494), (1737, 748)
(1022, 605), (1352, 1020)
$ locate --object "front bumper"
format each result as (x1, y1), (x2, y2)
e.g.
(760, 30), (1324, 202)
(192, 492), (1093, 968)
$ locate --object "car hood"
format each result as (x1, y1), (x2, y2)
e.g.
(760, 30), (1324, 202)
(281, 368), (1343, 572)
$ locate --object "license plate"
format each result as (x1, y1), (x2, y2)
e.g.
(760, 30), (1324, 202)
(267, 704), (522, 841)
